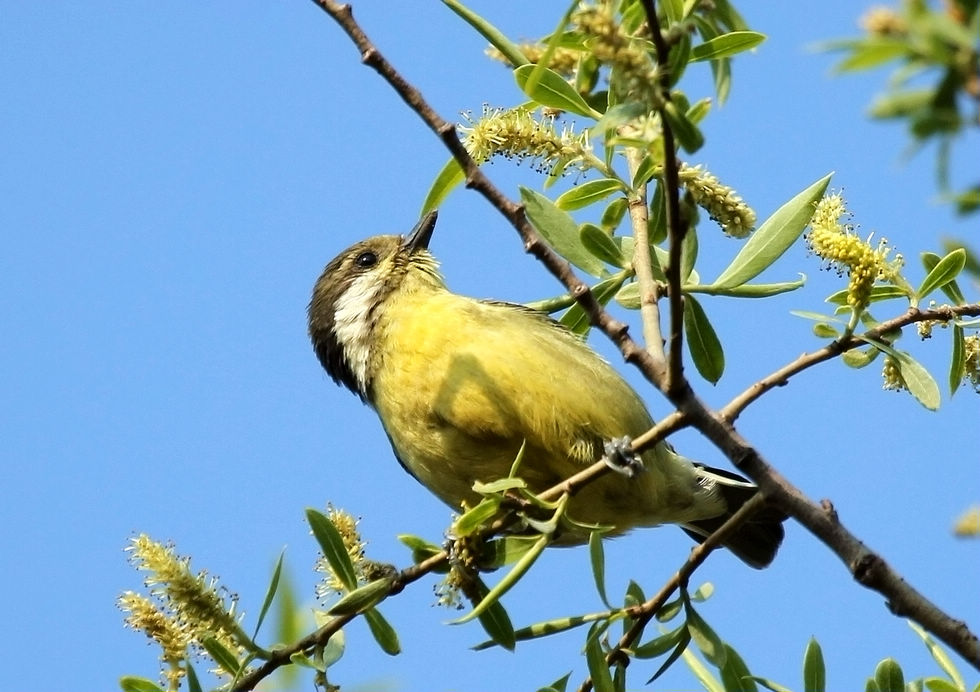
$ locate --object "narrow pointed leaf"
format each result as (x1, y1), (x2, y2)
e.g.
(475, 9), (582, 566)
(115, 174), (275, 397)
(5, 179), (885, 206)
(556, 179), (625, 211)
(585, 625), (616, 692)
(874, 658), (904, 692)
(803, 637), (826, 692)
(515, 64), (600, 118)
(119, 677), (164, 692)
(328, 577), (393, 616)
(690, 31), (766, 62)
(720, 643), (758, 692)
(842, 347), (879, 368)
(908, 622), (966, 690)
(422, 157), (465, 216)
(895, 352), (941, 410)
(185, 663), (202, 692)
(468, 575), (516, 650)
(633, 624), (687, 658)
(581, 224), (628, 268)
(917, 248), (966, 300)
(398, 534), (444, 565)
(441, 0), (528, 67)
(649, 629), (692, 682)
(521, 186), (606, 276)
(560, 272), (629, 335)
(201, 635), (241, 676)
(662, 101), (704, 153)
(364, 607), (401, 655)
(473, 612), (607, 649)
(950, 324), (965, 396)
(681, 225), (699, 280)
(689, 277), (805, 298)
(318, 628), (346, 669)
(252, 549), (285, 640)
(684, 294), (725, 383)
(714, 173), (832, 288)
(685, 603), (727, 667)
(453, 535), (549, 624)
(748, 677), (794, 692)
(682, 647), (725, 692)
(480, 535), (545, 568)
(921, 251), (967, 304)
(454, 497), (501, 536)
(307, 508), (358, 592)
(826, 284), (908, 305)
(588, 531), (611, 608)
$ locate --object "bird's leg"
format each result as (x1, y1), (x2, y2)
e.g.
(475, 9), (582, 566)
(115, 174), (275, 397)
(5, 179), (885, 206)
(602, 436), (645, 478)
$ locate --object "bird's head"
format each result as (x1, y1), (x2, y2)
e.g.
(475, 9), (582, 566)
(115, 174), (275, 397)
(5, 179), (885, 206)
(308, 211), (442, 400)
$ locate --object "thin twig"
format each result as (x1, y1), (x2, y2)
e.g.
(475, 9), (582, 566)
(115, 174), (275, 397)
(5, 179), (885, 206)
(721, 304), (980, 421)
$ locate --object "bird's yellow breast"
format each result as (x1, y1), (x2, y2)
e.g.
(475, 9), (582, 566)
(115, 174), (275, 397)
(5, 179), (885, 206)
(368, 287), (707, 533)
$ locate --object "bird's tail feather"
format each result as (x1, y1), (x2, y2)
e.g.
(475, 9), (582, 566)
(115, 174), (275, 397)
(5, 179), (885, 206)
(682, 464), (785, 569)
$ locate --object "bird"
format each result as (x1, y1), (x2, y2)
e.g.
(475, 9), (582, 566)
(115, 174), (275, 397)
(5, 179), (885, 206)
(308, 211), (784, 568)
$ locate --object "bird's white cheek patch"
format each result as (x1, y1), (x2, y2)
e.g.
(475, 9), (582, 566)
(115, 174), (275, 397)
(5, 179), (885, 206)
(332, 273), (380, 394)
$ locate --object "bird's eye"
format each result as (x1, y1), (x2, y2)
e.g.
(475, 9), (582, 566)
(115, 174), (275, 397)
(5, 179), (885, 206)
(355, 251), (377, 268)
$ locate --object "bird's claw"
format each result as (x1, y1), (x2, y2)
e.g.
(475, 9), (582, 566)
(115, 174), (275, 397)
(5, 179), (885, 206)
(603, 436), (644, 478)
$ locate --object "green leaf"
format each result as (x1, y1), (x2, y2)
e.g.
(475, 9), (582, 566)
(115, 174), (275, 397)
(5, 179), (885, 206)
(874, 658), (904, 692)
(521, 186), (606, 276)
(648, 628), (692, 682)
(474, 612), (606, 650)
(421, 158), (465, 216)
(631, 154), (658, 190)
(515, 64), (600, 119)
(313, 628), (345, 670)
(364, 607), (401, 655)
(803, 637), (826, 692)
(539, 672), (573, 692)
(185, 662), (203, 692)
(593, 102), (650, 136)
(633, 624), (687, 658)
(560, 272), (630, 335)
(454, 497), (501, 537)
(895, 351), (941, 410)
(473, 477), (527, 495)
(588, 531), (611, 608)
(453, 535), (549, 624)
(661, 0), (684, 23)
(398, 534), (443, 565)
(201, 635), (241, 676)
(714, 173), (832, 288)
(689, 277), (806, 298)
(480, 535), (546, 568)
(119, 677), (164, 692)
(950, 324), (965, 396)
(306, 508), (358, 592)
(657, 596), (684, 622)
(681, 226), (699, 281)
(917, 248), (966, 300)
(833, 38), (909, 72)
(690, 582), (714, 602)
(556, 180), (625, 211)
(826, 284), (908, 305)
(684, 294), (725, 384)
(842, 347), (880, 369)
(690, 31), (766, 62)
(685, 602), (726, 667)
(682, 647), (725, 692)
(719, 643), (758, 692)
(252, 549), (284, 640)
(441, 0), (528, 67)
(813, 322), (840, 338)
(601, 197), (629, 232)
(908, 622), (966, 691)
(922, 677), (963, 692)
(581, 224), (628, 268)
(921, 251), (967, 305)
(662, 101), (704, 153)
(748, 676), (794, 692)
(328, 577), (393, 616)
(585, 624), (616, 692)
(472, 575), (517, 650)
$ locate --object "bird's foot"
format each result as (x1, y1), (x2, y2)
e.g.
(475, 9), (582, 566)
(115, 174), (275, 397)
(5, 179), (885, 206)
(603, 436), (644, 478)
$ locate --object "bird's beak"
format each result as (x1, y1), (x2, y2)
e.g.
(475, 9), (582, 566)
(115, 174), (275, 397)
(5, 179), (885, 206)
(403, 211), (438, 253)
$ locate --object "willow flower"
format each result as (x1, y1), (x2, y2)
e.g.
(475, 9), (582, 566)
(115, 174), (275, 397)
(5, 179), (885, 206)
(806, 193), (904, 311)
(680, 164), (756, 238)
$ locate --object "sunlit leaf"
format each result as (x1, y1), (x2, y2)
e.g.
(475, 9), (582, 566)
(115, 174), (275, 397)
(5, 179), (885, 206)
(454, 498), (501, 537)
(252, 549), (285, 640)
(515, 64), (600, 118)
(803, 637), (826, 692)
(581, 224), (628, 268)
(682, 647), (725, 692)
(684, 294), (725, 383)
(119, 677), (164, 692)
(364, 607), (401, 655)
(453, 535), (549, 625)
(328, 577), (393, 616)
(201, 635), (241, 676)
(421, 158), (465, 216)
(949, 324), (965, 396)
(874, 658), (904, 692)
(719, 643), (758, 692)
(588, 531), (611, 608)
(895, 352), (941, 410)
(685, 602), (726, 667)
(713, 173), (832, 288)
(917, 248), (966, 300)
(441, 0), (528, 67)
(307, 508), (357, 591)
(521, 186), (606, 276)
(585, 624), (616, 692)
(556, 180), (625, 211)
(690, 31), (765, 62)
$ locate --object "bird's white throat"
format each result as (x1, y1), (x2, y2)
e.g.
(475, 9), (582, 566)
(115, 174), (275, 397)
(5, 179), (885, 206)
(331, 272), (381, 395)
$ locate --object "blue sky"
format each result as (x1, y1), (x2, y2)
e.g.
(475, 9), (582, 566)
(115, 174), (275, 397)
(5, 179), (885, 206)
(1, 2), (977, 691)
